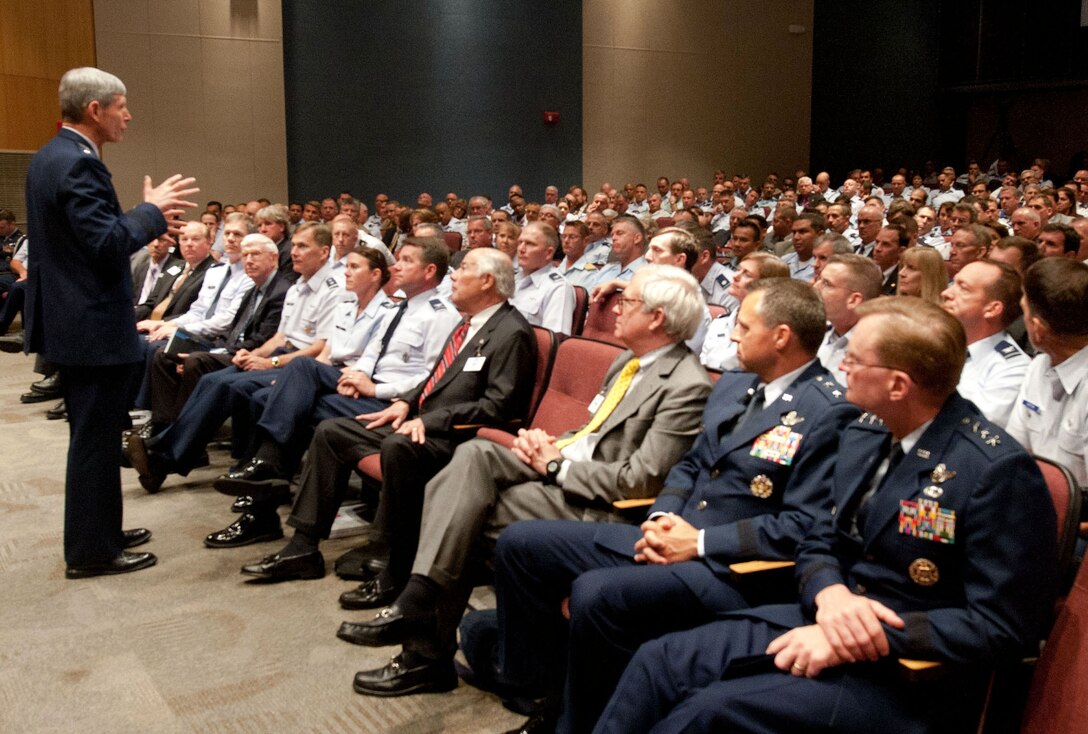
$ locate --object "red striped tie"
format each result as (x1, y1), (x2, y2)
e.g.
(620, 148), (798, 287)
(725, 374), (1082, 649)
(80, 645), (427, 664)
(419, 319), (471, 408)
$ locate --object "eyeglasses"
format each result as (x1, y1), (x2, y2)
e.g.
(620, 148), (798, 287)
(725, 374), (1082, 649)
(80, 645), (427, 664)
(840, 353), (915, 382)
(617, 297), (644, 310)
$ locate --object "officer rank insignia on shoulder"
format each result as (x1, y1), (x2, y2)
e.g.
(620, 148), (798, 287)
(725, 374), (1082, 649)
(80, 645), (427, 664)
(549, 272), (563, 281)
(995, 341), (1021, 360)
(959, 416), (1002, 447)
(715, 273), (730, 287)
(857, 412), (885, 426)
(429, 298), (447, 310)
(326, 277), (338, 288)
(817, 379), (844, 399)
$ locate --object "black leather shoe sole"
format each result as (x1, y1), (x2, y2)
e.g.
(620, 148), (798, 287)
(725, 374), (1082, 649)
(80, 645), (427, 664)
(214, 475), (290, 498)
(66, 551), (157, 579)
(20, 390), (54, 404)
(126, 434), (166, 493)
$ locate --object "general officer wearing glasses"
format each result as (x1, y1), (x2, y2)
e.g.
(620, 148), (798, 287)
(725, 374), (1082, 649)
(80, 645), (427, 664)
(597, 297), (1057, 734)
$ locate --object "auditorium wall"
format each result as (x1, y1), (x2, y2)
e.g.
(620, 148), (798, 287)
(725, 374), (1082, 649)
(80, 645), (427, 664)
(581, 0), (815, 191)
(93, 0), (288, 209)
(281, 0), (582, 208)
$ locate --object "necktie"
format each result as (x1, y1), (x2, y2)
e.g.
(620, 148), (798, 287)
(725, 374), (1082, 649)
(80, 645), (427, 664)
(718, 385), (765, 441)
(150, 265), (191, 320)
(139, 263), (160, 304)
(850, 438), (904, 539)
(556, 357), (640, 450)
(374, 301), (408, 366)
(225, 286), (263, 348)
(205, 266), (233, 318)
(419, 318), (471, 407)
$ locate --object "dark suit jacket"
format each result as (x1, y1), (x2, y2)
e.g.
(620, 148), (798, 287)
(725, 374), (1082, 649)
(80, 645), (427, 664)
(734, 394), (1057, 667)
(881, 265), (899, 296)
(404, 301), (537, 437)
(25, 128), (167, 365)
(133, 254), (214, 320)
(214, 271), (292, 352)
(130, 251), (180, 305)
(594, 362), (858, 583)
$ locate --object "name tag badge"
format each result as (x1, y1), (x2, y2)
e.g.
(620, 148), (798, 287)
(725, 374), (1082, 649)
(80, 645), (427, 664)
(463, 356), (486, 372)
(588, 393), (605, 413)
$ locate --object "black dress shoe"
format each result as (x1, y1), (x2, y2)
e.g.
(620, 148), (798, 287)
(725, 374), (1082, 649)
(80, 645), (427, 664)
(352, 652), (457, 697)
(203, 513), (283, 548)
(230, 486), (292, 513)
(503, 709), (560, 734)
(125, 433), (168, 493)
(122, 528), (152, 548)
(31, 373), (61, 395)
(66, 551), (157, 579)
(336, 605), (435, 647)
(213, 458), (289, 497)
(45, 400), (67, 420)
(339, 576), (401, 610)
(0, 334), (24, 353)
(240, 550), (324, 581)
(20, 390), (54, 404)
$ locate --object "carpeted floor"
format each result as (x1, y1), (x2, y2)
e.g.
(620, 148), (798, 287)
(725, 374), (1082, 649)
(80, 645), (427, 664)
(0, 346), (523, 733)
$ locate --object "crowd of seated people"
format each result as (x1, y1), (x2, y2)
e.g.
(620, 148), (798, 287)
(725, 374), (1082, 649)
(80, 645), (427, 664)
(4, 158), (1088, 733)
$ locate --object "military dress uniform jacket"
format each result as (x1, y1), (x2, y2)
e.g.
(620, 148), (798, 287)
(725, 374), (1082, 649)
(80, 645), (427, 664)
(25, 128), (167, 365)
(592, 362), (858, 581)
(754, 393), (1058, 665)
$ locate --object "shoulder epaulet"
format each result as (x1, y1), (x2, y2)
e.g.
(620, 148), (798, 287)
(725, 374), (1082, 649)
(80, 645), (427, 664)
(380, 300), (400, 309)
(429, 298), (448, 311)
(325, 277), (339, 288)
(856, 411), (886, 427)
(994, 340), (1023, 360)
(209, 261), (226, 268)
(714, 273), (730, 287)
(958, 415), (1006, 450)
(549, 271), (563, 282)
(813, 377), (846, 400)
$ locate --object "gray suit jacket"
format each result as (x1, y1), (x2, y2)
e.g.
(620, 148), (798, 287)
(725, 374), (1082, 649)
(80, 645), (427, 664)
(560, 342), (713, 508)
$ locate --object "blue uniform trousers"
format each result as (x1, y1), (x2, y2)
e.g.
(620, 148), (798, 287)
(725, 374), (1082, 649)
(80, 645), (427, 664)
(496, 520), (753, 733)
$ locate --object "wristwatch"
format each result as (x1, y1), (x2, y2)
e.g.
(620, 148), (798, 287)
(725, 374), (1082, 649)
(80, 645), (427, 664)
(270, 356), (280, 367)
(545, 459), (562, 484)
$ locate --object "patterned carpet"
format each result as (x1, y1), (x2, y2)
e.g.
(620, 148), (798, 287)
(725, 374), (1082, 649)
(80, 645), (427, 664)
(0, 347), (522, 733)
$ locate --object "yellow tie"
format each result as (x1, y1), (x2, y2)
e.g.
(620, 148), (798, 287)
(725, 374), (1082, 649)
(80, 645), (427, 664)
(556, 357), (640, 449)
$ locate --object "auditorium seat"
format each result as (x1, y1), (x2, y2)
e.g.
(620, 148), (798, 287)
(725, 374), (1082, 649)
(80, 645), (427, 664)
(355, 326), (563, 484)
(1020, 544), (1088, 733)
(442, 231), (462, 252)
(581, 290), (622, 345)
(476, 336), (624, 450)
(571, 286), (589, 336)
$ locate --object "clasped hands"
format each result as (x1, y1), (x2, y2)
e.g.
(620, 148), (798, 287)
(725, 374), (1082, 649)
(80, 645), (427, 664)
(766, 583), (904, 679)
(632, 512), (699, 565)
(510, 428), (562, 475)
(336, 369), (378, 399)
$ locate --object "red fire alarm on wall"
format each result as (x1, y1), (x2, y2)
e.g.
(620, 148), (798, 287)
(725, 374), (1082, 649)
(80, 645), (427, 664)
(543, 110), (560, 125)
